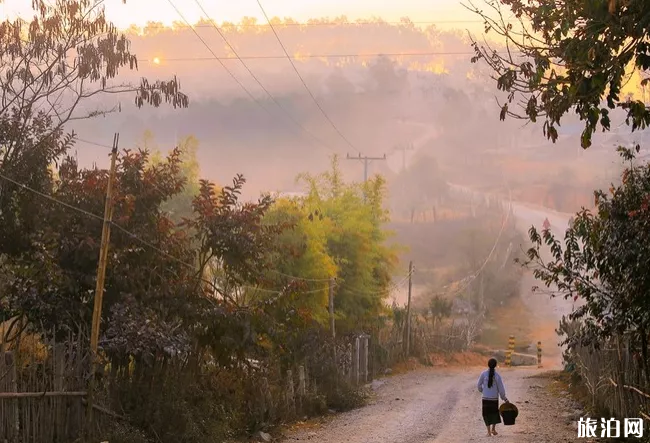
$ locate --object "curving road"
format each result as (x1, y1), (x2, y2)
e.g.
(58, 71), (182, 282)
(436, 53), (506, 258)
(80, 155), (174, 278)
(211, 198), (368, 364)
(282, 196), (579, 443)
(283, 121), (579, 442)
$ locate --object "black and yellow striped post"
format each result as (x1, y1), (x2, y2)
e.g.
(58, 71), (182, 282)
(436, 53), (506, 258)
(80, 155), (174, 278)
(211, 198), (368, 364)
(537, 341), (542, 367)
(505, 335), (515, 367)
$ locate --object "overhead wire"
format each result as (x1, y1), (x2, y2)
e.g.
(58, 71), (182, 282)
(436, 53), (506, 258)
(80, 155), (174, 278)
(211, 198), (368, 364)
(255, 0), (357, 151)
(39, 135), (337, 285)
(0, 172), (331, 294)
(266, 270), (333, 283)
(75, 137), (114, 149)
(139, 50), (522, 63)
(163, 0), (287, 128)
(432, 185), (513, 299)
(190, 0), (337, 153)
(344, 268), (414, 297)
(130, 19), (507, 30)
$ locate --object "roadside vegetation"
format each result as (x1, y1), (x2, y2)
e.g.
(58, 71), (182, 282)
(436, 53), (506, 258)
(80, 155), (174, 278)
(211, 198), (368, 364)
(471, 0), (650, 427)
(0, 2), (401, 441)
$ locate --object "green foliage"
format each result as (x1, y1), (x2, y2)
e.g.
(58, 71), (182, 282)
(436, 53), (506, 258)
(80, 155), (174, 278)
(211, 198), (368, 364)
(520, 148), (650, 363)
(468, 0), (650, 148)
(261, 199), (336, 323)
(0, 2), (404, 439)
(294, 155), (399, 332)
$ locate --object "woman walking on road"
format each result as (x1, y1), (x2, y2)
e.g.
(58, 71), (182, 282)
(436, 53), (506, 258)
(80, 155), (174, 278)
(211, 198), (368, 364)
(477, 358), (508, 436)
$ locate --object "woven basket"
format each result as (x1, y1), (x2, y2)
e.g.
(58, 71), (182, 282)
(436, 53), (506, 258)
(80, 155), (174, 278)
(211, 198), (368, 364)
(499, 402), (519, 426)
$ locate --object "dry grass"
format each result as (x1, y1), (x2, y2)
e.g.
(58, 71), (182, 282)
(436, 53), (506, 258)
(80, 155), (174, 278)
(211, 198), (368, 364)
(479, 294), (535, 352)
(430, 350), (492, 367)
(389, 357), (422, 375)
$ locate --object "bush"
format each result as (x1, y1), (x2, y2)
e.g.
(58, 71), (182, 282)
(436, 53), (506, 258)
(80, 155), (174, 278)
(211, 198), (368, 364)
(104, 422), (150, 443)
(326, 381), (368, 412)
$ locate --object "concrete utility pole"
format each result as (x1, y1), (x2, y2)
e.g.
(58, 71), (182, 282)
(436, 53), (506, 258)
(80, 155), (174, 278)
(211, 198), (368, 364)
(346, 152), (387, 182)
(87, 133), (119, 429)
(405, 261), (414, 357)
(393, 143), (414, 172)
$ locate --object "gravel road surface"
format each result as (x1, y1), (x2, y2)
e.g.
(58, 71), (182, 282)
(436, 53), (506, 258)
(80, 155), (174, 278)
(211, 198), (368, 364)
(283, 365), (579, 443)
(281, 196), (580, 443)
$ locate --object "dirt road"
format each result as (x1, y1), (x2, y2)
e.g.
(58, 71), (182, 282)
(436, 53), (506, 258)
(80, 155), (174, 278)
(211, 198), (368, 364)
(283, 365), (578, 443)
(282, 199), (579, 443)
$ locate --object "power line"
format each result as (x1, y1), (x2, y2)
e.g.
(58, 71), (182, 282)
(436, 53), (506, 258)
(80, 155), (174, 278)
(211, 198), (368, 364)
(0, 171), (331, 293)
(255, 0), (357, 151)
(267, 270), (333, 283)
(141, 50), (517, 63)
(129, 19), (508, 30)
(432, 185), (513, 298)
(163, 0), (280, 123)
(75, 137), (114, 149)
(345, 269), (413, 297)
(191, 0), (337, 153)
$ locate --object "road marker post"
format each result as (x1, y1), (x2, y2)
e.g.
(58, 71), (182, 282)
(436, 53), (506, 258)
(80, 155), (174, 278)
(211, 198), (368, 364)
(537, 341), (542, 368)
(505, 335), (515, 367)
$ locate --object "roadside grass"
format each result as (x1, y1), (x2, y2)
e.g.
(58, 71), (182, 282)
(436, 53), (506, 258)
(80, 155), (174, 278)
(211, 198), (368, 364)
(479, 294), (535, 353)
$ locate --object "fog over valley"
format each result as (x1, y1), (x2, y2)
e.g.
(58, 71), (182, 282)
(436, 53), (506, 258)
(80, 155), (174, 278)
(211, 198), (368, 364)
(69, 18), (645, 203)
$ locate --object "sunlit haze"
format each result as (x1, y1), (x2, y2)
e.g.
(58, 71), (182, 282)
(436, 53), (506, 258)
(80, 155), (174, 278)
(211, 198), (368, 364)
(1, 0), (649, 441)
(2, 0), (480, 29)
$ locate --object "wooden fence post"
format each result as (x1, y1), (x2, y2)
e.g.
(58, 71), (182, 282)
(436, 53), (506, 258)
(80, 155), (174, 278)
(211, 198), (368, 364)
(1, 347), (19, 440)
(297, 365), (306, 413)
(286, 370), (295, 417)
(360, 336), (369, 384)
(54, 343), (66, 439)
(351, 337), (360, 385)
(537, 341), (542, 368)
(261, 377), (273, 421)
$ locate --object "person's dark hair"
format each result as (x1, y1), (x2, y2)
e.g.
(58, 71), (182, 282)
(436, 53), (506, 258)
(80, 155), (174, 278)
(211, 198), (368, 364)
(487, 358), (497, 388)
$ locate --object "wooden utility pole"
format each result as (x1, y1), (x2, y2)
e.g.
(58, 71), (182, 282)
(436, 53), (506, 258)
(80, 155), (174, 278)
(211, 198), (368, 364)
(346, 153), (387, 182)
(329, 277), (337, 373)
(86, 133), (119, 430)
(405, 261), (414, 357)
(329, 277), (336, 340)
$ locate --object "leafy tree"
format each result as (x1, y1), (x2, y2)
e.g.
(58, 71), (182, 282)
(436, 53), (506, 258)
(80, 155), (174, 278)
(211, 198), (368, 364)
(296, 156), (399, 331)
(185, 175), (280, 305)
(521, 147), (650, 378)
(259, 198), (337, 323)
(466, 0), (650, 148)
(0, 0), (188, 258)
(2, 148), (194, 343)
(0, 144), (287, 363)
(428, 295), (453, 330)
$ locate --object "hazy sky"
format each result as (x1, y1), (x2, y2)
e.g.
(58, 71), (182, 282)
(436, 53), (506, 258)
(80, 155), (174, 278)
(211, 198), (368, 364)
(1, 0), (483, 29)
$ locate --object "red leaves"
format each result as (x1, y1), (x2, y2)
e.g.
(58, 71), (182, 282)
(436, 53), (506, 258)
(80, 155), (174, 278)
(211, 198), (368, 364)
(627, 194), (650, 218)
(187, 174), (284, 285)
